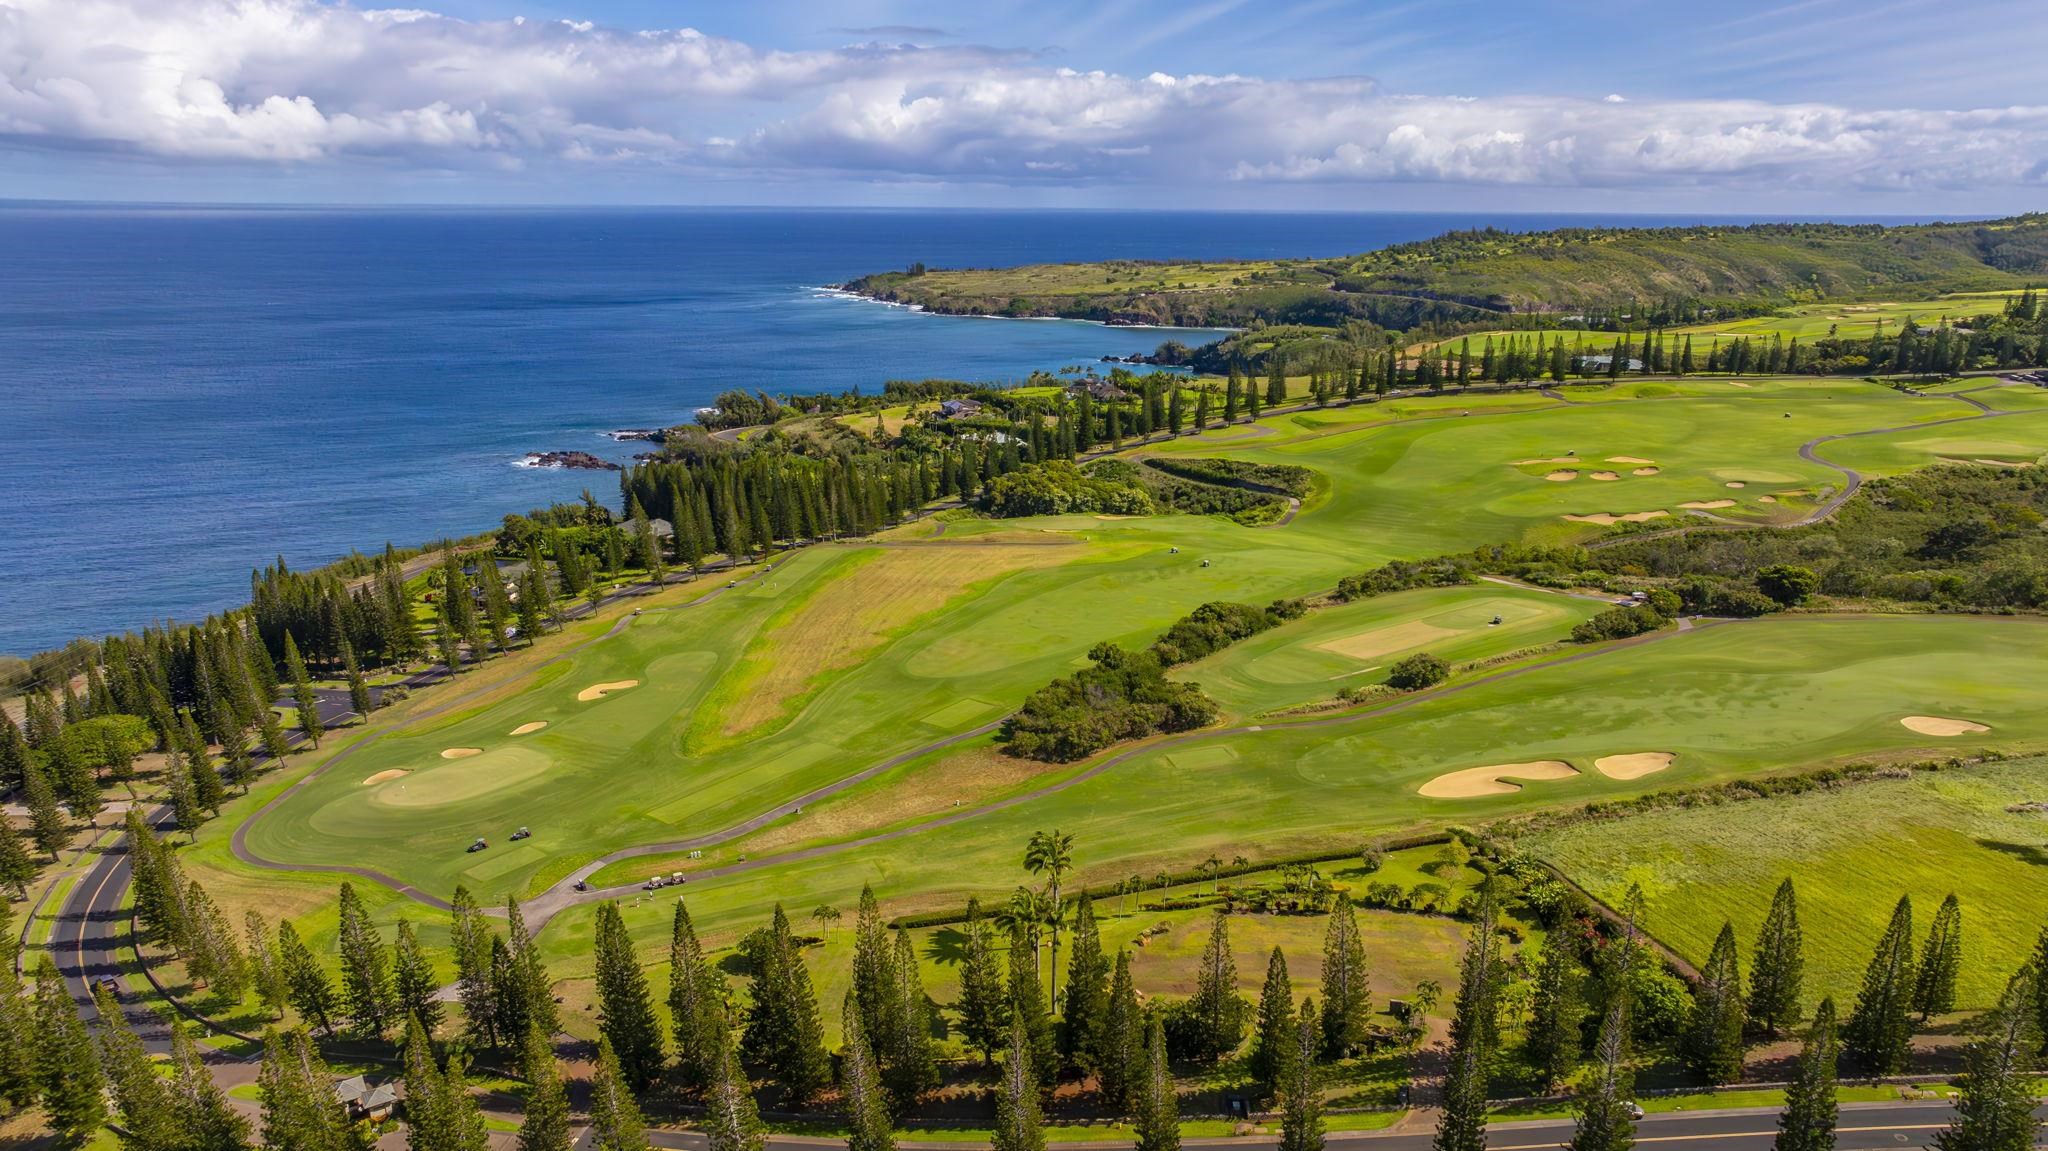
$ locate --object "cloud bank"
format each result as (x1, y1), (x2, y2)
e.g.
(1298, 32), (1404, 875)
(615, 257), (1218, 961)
(3, 0), (2046, 199)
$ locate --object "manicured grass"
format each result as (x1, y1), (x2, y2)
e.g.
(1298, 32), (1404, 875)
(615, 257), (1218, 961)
(1490, 1084), (1904, 1120)
(1671, 292), (2028, 343)
(1523, 756), (2048, 1011)
(226, 376), (2048, 986)
(1179, 583), (1607, 718)
(538, 613), (2048, 975)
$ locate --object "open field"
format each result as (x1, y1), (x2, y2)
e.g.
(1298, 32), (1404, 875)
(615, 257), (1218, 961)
(1179, 582), (1607, 717)
(1523, 755), (2048, 1011)
(535, 613), (2048, 969)
(222, 375), (2048, 988)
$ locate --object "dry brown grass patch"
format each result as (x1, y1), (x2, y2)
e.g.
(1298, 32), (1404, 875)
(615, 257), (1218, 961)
(717, 545), (1077, 738)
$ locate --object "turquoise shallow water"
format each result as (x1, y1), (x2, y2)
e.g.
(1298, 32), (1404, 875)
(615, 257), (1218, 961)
(0, 206), (1869, 655)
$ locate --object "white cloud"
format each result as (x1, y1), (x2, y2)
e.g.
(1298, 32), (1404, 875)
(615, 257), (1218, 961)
(2, 0), (2047, 199)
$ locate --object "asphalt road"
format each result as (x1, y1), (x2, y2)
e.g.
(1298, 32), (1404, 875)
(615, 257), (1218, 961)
(614, 1100), (2045, 1151)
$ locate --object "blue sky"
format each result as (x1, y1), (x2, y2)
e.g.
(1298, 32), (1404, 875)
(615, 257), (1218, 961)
(3, 0), (2046, 210)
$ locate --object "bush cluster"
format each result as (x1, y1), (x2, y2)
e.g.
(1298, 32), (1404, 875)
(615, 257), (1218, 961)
(1002, 642), (1218, 762)
(983, 460), (1152, 517)
(1151, 599), (1306, 666)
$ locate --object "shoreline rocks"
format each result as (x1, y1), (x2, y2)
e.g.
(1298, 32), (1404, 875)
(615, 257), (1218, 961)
(520, 450), (621, 472)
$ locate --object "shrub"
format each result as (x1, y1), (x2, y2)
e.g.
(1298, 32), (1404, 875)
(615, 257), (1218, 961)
(1002, 643), (1219, 762)
(1386, 652), (1451, 690)
(1151, 599), (1302, 666)
(1568, 604), (1668, 643)
(984, 460), (1152, 517)
(1755, 563), (1820, 605)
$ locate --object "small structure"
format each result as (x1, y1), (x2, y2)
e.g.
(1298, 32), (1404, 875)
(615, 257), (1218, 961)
(335, 1075), (398, 1122)
(939, 398), (985, 418)
(620, 517), (674, 540)
(1071, 378), (1129, 401)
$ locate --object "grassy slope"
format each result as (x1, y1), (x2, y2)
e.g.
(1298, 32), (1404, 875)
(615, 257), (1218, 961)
(212, 377), (2048, 979)
(846, 217), (2048, 323)
(1524, 756), (2048, 1011)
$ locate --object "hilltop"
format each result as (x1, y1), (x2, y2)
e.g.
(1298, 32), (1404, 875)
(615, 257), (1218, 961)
(845, 214), (2048, 329)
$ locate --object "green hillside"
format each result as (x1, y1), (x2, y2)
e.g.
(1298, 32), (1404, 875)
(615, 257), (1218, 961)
(845, 214), (2048, 328)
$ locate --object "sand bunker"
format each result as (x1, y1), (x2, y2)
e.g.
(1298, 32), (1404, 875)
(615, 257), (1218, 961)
(1595, 752), (1674, 780)
(1590, 471), (1620, 481)
(1564, 511), (1669, 526)
(361, 769), (410, 786)
(511, 722), (548, 735)
(1545, 471), (1578, 482)
(1680, 499), (1737, 510)
(1421, 760), (1578, 799)
(1900, 715), (1991, 737)
(1976, 458), (2034, 468)
(1608, 457), (1656, 465)
(577, 680), (640, 702)
(1725, 482), (1747, 489)
(440, 747), (483, 760)
(1729, 381), (1753, 388)
(1757, 495), (1778, 503)
(1632, 467), (1661, 476)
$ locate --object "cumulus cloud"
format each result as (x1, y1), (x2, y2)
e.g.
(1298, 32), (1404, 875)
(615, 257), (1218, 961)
(3, 0), (2047, 197)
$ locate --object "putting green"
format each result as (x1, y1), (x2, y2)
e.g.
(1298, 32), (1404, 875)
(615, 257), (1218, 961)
(369, 747), (551, 809)
(1183, 584), (1605, 717)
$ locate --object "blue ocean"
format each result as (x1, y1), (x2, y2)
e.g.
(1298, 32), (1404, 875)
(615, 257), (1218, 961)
(0, 207), (1908, 656)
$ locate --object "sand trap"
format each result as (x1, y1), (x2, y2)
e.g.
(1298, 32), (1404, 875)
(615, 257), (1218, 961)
(1729, 381), (1753, 388)
(1595, 752), (1674, 780)
(511, 722), (548, 735)
(1680, 499), (1737, 510)
(1545, 471), (1579, 482)
(577, 680), (639, 702)
(1318, 621), (1460, 662)
(1564, 511), (1669, 526)
(1757, 495), (1778, 503)
(362, 769), (410, 786)
(1516, 457), (1583, 465)
(1590, 471), (1620, 481)
(1975, 458), (2034, 468)
(1632, 467), (1661, 476)
(1900, 715), (1990, 737)
(1421, 761), (1578, 799)
(1608, 457), (1656, 465)
(441, 747), (483, 760)
(1724, 481), (1747, 488)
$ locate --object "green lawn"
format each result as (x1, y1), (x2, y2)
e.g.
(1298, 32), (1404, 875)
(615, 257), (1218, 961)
(1523, 756), (2048, 1012)
(215, 377), (2048, 988)
(1178, 582), (1607, 718)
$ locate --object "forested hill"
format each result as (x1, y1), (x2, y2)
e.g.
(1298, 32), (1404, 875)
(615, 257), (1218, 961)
(844, 214), (2048, 330)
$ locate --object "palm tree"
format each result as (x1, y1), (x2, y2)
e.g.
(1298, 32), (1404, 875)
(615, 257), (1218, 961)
(1024, 830), (1075, 1000)
(1203, 855), (1223, 896)
(1231, 854), (1249, 877)
(810, 905), (841, 936)
(1125, 874), (1143, 916)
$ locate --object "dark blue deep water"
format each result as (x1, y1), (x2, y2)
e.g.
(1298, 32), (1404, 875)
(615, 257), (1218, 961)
(0, 207), (1899, 655)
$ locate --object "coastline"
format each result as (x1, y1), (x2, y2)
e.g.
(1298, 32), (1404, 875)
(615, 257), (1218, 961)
(809, 285), (1241, 334)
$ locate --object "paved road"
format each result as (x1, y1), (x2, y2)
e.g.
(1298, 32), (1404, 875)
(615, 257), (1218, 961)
(615, 1100), (2042, 1151)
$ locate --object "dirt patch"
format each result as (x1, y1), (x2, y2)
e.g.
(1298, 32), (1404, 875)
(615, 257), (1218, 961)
(511, 722), (548, 735)
(717, 544), (1077, 738)
(440, 747), (483, 760)
(1725, 481), (1747, 488)
(1679, 499), (1737, 510)
(577, 680), (639, 702)
(361, 769), (410, 786)
(1317, 620), (1461, 662)
(1900, 715), (1991, 737)
(1632, 467), (1661, 476)
(1545, 471), (1578, 482)
(1421, 760), (1578, 799)
(1563, 511), (1669, 526)
(1594, 752), (1674, 780)
(1607, 457), (1656, 465)
(1590, 471), (1620, 481)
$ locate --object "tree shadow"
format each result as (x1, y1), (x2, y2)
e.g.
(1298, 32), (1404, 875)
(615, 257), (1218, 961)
(1974, 838), (2048, 866)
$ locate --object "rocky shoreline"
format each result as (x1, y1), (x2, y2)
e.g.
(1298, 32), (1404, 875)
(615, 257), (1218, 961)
(519, 450), (621, 472)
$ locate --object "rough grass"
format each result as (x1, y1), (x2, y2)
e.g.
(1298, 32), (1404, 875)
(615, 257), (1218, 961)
(1524, 756), (2048, 1011)
(712, 543), (1080, 739)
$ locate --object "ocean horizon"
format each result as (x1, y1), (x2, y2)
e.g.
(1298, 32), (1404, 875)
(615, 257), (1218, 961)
(0, 206), (1942, 657)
